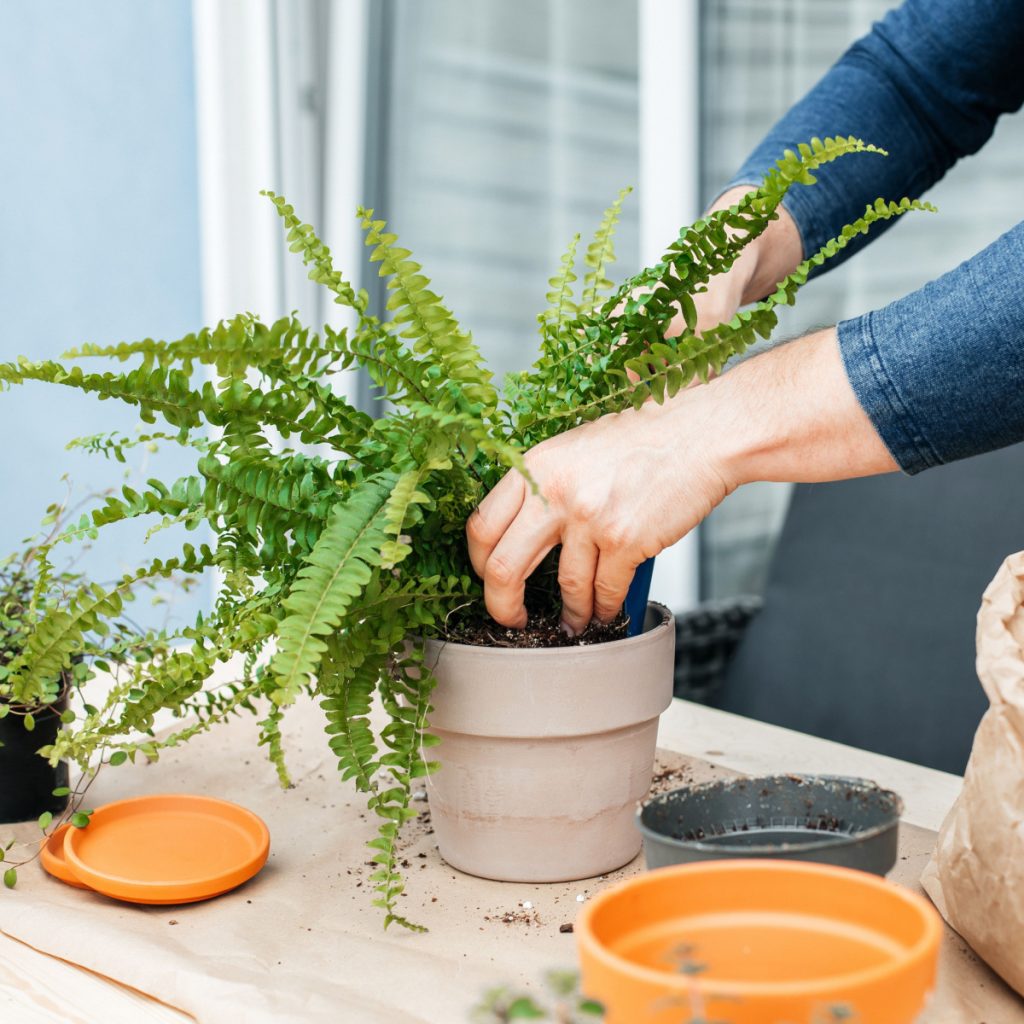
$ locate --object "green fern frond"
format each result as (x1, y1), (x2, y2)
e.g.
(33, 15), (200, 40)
(380, 469), (432, 569)
(320, 644), (385, 794)
(262, 193), (371, 316)
(66, 430), (211, 462)
(372, 643), (435, 932)
(269, 473), (398, 706)
(198, 452), (342, 558)
(8, 545), (214, 707)
(759, 134), (886, 202)
(580, 187), (631, 311)
(359, 207), (498, 417)
(258, 707), (291, 788)
(538, 233), (580, 339)
(539, 196), (936, 428)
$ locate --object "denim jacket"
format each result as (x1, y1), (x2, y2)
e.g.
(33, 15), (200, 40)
(725, 0), (1024, 474)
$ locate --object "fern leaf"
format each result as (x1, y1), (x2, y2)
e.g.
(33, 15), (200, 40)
(269, 473), (398, 705)
(580, 187), (631, 311)
(258, 707), (291, 788)
(380, 469), (433, 569)
(359, 208), (498, 417)
(548, 196), (936, 426)
(538, 233), (580, 338)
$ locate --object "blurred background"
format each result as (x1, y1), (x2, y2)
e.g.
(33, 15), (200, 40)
(2, 1), (1022, 769)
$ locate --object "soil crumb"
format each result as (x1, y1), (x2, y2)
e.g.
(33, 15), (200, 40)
(485, 909), (542, 926)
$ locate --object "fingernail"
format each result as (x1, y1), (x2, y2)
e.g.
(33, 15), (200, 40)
(560, 620), (577, 638)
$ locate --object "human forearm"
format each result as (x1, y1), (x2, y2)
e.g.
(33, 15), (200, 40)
(467, 325), (897, 633)
(705, 185), (803, 306)
(691, 327), (898, 493)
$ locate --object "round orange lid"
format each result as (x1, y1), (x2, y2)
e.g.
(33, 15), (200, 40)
(62, 794), (270, 905)
(40, 823), (92, 889)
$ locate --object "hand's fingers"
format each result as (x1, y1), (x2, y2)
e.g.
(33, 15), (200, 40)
(482, 500), (560, 628)
(593, 547), (640, 624)
(556, 532), (598, 636)
(466, 471), (527, 580)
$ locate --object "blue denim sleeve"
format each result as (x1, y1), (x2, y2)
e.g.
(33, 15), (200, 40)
(837, 221), (1024, 475)
(723, 0), (1024, 270)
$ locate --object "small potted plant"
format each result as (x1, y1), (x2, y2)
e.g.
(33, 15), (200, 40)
(0, 137), (931, 927)
(0, 479), (197, 881)
(0, 571), (72, 828)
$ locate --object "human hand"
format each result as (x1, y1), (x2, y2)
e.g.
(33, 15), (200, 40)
(466, 392), (733, 635)
(465, 188), (803, 634)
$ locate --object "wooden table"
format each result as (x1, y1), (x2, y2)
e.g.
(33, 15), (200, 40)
(0, 698), (1012, 1023)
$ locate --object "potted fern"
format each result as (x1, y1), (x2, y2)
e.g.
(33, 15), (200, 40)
(0, 138), (930, 928)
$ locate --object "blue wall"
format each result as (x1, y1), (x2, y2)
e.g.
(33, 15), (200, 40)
(0, 2), (206, 621)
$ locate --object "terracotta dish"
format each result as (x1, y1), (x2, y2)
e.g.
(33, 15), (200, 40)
(577, 859), (941, 1024)
(39, 824), (92, 889)
(61, 794), (270, 904)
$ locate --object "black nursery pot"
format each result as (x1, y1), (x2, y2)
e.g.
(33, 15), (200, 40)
(639, 774), (903, 877)
(0, 699), (69, 824)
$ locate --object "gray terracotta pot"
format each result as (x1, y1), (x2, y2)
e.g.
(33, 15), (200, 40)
(423, 602), (675, 882)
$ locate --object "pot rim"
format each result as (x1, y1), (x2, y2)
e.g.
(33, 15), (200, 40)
(423, 600), (673, 657)
(576, 859), (941, 999)
(636, 774), (904, 857)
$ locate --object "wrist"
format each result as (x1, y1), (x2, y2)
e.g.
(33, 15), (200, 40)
(705, 185), (803, 305)
(681, 326), (898, 494)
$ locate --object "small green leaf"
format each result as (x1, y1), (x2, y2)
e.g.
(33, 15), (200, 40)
(38, 811), (53, 831)
(59, 709), (75, 724)
(71, 812), (91, 829)
(52, 786), (70, 797)
(506, 997), (546, 1019)
(108, 751), (128, 766)
(3, 868), (16, 889)
(22, 714), (34, 732)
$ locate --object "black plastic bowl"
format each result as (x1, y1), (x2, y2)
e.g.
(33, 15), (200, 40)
(638, 774), (903, 876)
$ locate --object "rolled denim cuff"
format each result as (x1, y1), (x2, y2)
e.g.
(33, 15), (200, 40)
(837, 313), (939, 475)
(837, 219), (1024, 477)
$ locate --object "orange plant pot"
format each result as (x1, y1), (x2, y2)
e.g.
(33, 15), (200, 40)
(576, 860), (940, 1024)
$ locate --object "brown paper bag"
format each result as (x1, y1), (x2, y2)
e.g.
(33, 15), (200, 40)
(921, 550), (1024, 996)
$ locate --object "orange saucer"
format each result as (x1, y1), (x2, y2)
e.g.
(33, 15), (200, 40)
(61, 794), (270, 904)
(40, 824), (92, 889)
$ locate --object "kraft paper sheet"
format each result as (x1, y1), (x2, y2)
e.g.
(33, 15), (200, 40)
(0, 694), (1019, 1021)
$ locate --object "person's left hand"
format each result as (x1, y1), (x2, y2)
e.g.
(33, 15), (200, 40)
(466, 391), (731, 635)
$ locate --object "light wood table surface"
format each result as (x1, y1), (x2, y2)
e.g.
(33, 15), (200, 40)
(0, 699), (978, 1023)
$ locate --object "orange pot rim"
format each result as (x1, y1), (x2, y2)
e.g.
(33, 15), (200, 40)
(576, 859), (942, 999)
(63, 793), (270, 901)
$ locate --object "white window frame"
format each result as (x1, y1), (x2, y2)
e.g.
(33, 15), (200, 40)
(639, 0), (701, 612)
